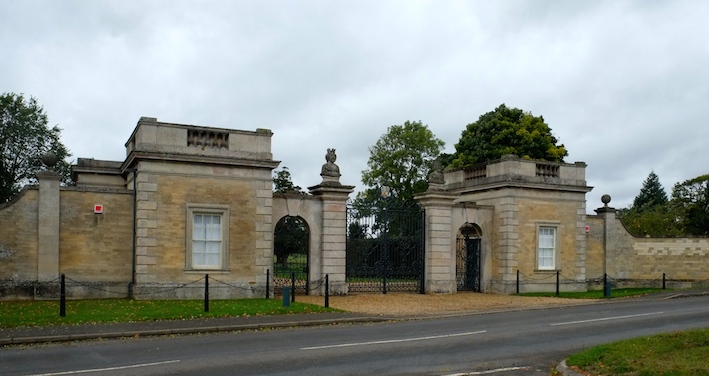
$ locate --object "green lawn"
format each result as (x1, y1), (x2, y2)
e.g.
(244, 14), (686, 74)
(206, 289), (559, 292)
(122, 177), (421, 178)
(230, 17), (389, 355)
(566, 328), (709, 375)
(273, 254), (308, 278)
(519, 288), (663, 299)
(0, 298), (339, 328)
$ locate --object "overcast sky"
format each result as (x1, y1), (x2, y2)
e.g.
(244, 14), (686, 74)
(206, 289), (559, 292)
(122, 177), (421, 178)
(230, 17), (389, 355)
(2, 1), (707, 213)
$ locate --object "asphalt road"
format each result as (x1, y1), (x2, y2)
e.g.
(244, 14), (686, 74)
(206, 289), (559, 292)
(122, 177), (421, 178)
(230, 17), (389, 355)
(2, 295), (709, 376)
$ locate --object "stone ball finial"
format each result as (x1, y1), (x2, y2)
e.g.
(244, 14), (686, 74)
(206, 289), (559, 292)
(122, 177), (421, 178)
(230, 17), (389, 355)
(601, 194), (611, 206)
(41, 151), (58, 169)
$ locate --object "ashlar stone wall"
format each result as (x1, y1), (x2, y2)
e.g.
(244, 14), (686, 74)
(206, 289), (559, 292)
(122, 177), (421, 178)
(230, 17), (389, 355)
(0, 188), (40, 282)
(587, 207), (709, 284)
(59, 188), (133, 282)
(132, 163), (273, 286)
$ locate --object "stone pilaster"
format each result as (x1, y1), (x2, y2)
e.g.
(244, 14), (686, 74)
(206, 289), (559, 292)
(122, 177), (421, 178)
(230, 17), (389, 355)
(309, 184), (354, 295)
(575, 202), (587, 280)
(416, 192), (456, 293)
(37, 170), (62, 281)
(496, 197), (519, 283)
(255, 181), (273, 276)
(134, 170), (159, 283)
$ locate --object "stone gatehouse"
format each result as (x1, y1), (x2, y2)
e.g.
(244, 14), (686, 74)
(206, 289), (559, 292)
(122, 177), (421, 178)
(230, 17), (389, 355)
(417, 155), (591, 294)
(0, 117), (707, 299)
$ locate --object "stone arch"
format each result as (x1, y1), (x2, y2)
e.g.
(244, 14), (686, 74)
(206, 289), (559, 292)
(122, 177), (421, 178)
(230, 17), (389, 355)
(273, 215), (310, 293)
(271, 193), (323, 294)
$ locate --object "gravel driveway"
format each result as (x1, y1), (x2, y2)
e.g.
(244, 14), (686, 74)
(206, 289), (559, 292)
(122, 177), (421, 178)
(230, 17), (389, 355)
(296, 292), (592, 316)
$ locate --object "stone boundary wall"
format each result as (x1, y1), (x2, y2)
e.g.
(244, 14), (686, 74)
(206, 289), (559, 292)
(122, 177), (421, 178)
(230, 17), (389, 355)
(587, 212), (709, 282)
(0, 185), (133, 300)
(0, 187), (40, 283)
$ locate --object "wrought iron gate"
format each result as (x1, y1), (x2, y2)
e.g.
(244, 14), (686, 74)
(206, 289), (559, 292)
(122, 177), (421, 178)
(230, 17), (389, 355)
(346, 200), (425, 293)
(273, 216), (309, 295)
(456, 229), (481, 292)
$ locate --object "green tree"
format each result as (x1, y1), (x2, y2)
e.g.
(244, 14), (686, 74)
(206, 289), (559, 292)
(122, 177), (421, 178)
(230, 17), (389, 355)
(0, 93), (71, 203)
(620, 171), (678, 237)
(273, 166), (302, 193)
(450, 104), (567, 168)
(360, 120), (444, 204)
(671, 174), (709, 236)
(632, 171), (668, 211)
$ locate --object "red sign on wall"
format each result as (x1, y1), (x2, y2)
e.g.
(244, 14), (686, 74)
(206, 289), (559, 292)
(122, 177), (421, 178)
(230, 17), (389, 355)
(94, 204), (104, 214)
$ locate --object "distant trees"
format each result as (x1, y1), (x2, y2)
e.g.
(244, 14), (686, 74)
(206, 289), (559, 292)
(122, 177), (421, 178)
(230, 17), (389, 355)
(621, 172), (708, 237)
(0, 93), (71, 203)
(450, 104), (567, 169)
(620, 205), (684, 238)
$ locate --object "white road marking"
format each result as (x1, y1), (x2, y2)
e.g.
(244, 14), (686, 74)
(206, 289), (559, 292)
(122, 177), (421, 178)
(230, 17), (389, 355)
(26, 360), (180, 375)
(550, 311), (664, 326)
(300, 330), (487, 350)
(442, 366), (530, 375)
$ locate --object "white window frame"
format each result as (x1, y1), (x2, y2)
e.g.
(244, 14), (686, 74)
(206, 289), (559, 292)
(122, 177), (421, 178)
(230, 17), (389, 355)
(186, 204), (230, 271)
(536, 224), (559, 271)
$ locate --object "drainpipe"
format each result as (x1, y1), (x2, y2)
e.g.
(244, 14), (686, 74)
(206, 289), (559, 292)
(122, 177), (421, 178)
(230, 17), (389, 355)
(125, 168), (137, 298)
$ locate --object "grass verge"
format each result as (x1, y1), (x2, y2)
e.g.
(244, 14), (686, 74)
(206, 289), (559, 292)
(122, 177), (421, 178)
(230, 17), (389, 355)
(0, 299), (340, 328)
(518, 288), (663, 299)
(566, 328), (709, 375)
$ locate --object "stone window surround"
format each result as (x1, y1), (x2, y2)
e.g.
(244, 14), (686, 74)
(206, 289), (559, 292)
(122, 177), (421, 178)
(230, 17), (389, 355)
(185, 204), (230, 271)
(536, 221), (560, 272)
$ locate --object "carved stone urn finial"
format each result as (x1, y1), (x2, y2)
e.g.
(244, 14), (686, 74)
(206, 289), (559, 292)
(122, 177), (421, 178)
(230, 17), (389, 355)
(428, 158), (445, 185)
(319, 148), (342, 186)
(426, 157), (445, 191)
(321, 149), (340, 177)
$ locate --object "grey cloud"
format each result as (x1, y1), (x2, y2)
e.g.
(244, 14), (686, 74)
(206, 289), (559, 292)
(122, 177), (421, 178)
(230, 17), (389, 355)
(1, 1), (707, 211)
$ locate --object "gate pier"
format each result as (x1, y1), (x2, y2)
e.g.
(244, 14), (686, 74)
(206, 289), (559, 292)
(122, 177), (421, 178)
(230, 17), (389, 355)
(415, 192), (457, 294)
(309, 184), (354, 295)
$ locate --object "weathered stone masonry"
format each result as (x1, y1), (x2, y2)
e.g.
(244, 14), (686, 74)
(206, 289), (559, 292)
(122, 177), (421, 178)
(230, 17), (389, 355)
(1, 117), (707, 300)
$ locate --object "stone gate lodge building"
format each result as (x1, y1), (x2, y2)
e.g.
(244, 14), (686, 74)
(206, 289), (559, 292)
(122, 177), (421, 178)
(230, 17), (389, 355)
(1, 117), (707, 299)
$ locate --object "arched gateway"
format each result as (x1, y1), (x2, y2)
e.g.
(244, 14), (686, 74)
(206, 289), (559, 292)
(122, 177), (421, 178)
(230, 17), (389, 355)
(273, 215), (309, 295)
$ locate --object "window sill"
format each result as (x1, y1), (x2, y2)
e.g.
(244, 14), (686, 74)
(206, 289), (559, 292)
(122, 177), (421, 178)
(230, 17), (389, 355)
(184, 269), (231, 274)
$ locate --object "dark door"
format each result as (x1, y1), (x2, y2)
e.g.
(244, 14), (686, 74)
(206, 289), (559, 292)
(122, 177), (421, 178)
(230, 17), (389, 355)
(457, 233), (481, 292)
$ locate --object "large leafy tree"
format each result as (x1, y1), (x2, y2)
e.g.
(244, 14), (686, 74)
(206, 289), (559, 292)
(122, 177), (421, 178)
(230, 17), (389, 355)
(450, 104), (567, 168)
(0, 93), (71, 203)
(632, 171), (668, 211)
(360, 120), (444, 204)
(671, 174), (709, 236)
